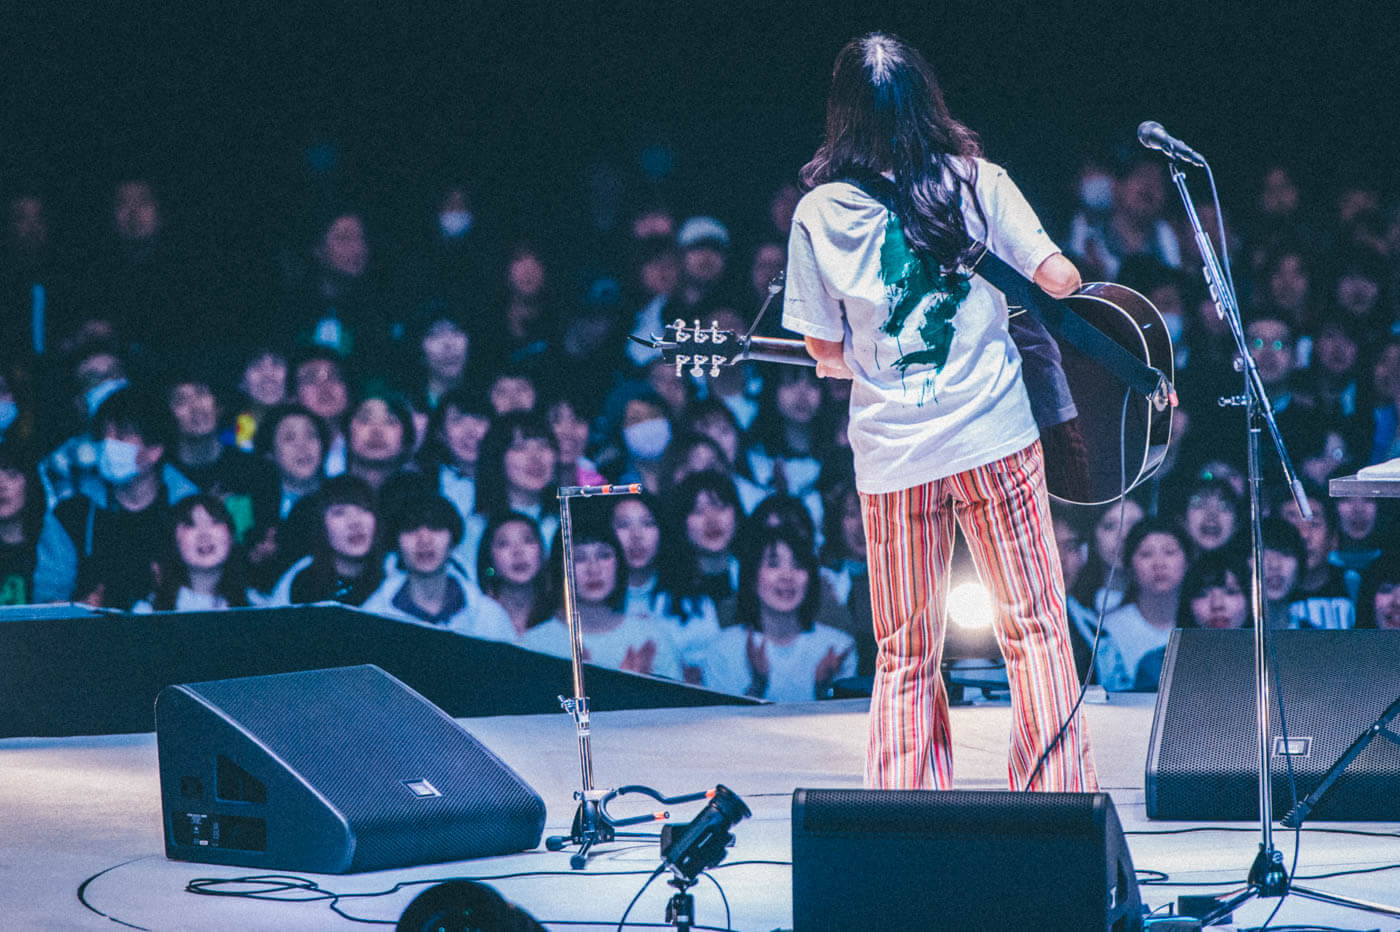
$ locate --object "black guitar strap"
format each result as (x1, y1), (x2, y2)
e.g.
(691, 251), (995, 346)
(837, 171), (1170, 405)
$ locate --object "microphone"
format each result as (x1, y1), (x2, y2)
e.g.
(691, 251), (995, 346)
(1137, 121), (1207, 168)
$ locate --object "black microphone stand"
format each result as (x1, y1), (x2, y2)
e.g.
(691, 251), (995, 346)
(1165, 152), (1400, 924)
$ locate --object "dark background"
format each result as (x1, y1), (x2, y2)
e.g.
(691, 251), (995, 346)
(2, 3), (1397, 260)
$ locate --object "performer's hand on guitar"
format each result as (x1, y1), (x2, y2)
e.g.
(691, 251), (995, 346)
(804, 335), (853, 379)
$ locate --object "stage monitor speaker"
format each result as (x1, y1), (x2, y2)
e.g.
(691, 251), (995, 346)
(156, 664), (546, 873)
(791, 788), (1143, 932)
(1146, 629), (1400, 821)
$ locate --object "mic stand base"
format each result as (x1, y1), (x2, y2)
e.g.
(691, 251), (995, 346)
(545, 789), (657, 870)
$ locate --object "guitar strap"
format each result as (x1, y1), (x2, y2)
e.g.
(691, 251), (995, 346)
(837, 171), (1169, 405)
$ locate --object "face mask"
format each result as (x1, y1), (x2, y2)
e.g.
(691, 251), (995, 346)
(0, 400), (16, 433)
(623, 418), (671, 460)
(85, 377), (128, 416)
(98, 437), (143, 485)
(1162, 311), (1185, 344)
(438, 210), (473, 238)
(1079, 175), (1114, 212)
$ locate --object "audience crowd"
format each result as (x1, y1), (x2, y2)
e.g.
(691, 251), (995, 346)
(3, 147), (1399, 701)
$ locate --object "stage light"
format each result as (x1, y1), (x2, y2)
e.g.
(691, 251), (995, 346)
(948, 581), (995, 630)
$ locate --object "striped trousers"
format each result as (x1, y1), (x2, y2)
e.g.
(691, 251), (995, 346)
(860, 439), (1097, 792)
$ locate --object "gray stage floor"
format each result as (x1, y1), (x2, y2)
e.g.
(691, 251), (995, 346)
(2, 693), (1398, 931)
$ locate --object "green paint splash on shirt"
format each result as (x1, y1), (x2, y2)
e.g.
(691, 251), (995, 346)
(878, 213), (969, 398)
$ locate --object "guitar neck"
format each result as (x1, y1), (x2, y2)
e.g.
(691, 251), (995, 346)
(735, 335), (816, 368)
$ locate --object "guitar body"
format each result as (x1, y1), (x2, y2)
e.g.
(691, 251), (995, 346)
(1033, 282), (1174, 506)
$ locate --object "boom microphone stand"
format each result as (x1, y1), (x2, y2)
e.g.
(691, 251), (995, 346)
(1156, 126), (1400, 923)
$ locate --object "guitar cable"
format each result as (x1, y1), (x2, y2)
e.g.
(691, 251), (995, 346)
(1021, 385), (1134, 792)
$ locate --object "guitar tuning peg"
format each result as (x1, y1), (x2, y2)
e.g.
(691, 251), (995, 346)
(674, 354), (691, 377)
(709, 355), (726, 377)
(709, 323), (727, 344)
(689, 354), (707, 377)
(693, 320), (709, 343)
(671, 319), (691, 341)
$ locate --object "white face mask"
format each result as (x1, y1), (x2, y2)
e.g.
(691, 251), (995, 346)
(1079, 174), (1114, 212)
(0, 400), (16, 433)
(438, 210), (474, 238)
(98, 437), (143, 485)
(623, 417), (671, 461)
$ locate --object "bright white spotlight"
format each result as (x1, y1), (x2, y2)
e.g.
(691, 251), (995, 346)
(948, 582), (996, 630)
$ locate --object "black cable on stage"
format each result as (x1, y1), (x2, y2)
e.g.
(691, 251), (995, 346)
(615, 865), (665, 932)
(1022, 386), (1133, 792)
(76, 854), (157, 931)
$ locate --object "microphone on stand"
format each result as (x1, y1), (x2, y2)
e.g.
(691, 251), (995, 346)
(1137, 121), (1207, 168)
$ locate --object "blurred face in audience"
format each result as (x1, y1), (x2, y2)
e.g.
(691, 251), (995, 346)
(1336, 269), (1381, 317)
(645, 362), (687, 415)
(0, 467), (27, 525)
(777, 371), (822, 426)
(1313, 324), (1358, 377)
(398, 524), (452, 576)
(421, 320), (468, 383)
(673, 441), (724, 486)
(241, 352), (287, 408)
(575, 540), (619, 604)
(508, 250), (546, 299)
(7, 195), (47, 253)
(272, 413), (323, 483)
(175, 504), (232, 572)
(295, 359), (349, 424)
(348, 399), (405, 465)
(1131, 532), (1188, 597)
(503, 430), (556, 498)
(612, 499), (660, 573)
(547, 400), (589, 464)
(694, 411), (739, 465)
(1114, 162), (1165, 221)
(683, 244), (726, 286)
(1266, 254), (1308, 313)
(769, 184), (801, 234)
(441, 406), (489, 470)
(1375, 582), (1400, 630)
(756, 540), (808, 616)
(490, 519), (542, 586)
(750, 243), (786, 295)
(686, 489), (736, 555)
(1094, 499), (1144, 568)
(1280, 497), (1332, 571)
(1258, 167), (1298, 218)
(1189, 570), (1248, 629)
(490, 375), (536, 416)
(1184, 488), (1237, 553)
(1336, 496), (1377, 544)
(1262, 547), (1299, 603)
(113, 180), (161, 243)
(169, 382), (218, 441)
(1054, 518), (1087, 590)
(1371, 344), (1400, 404)
(1300, 430), (1350, 486)
(1246, 320), (1293, 387)
(317, 214), (368, 278)
(841, 491), (866, 561)
(639, 249), (680, 298)
(324, 502), (375, 560)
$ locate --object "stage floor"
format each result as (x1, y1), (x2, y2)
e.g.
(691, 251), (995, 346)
(2, 693), (1398, 931)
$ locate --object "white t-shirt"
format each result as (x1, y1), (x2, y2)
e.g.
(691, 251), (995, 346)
(1095, 602), (1174, 691)
(782, 158), (1058, 493)
(359, 566), (516, 642)
(521, 613), (685, 681)
(698, 623), (857, 702)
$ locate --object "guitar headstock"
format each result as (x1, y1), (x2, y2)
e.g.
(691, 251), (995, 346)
(652, 319), (743, 378)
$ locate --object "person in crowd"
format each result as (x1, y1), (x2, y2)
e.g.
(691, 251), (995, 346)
(1051, 504), (1101, 682)
(344, 388), (417, 493)
(661, 469), (743, 625)
(360, 492), (513, 638)
(405, 179), (494, 309)
(747, 242), (788, 335)
(477, 511), (554, 640)
(403, 300), (471, 414)
(1261, 516), (1307, 629)
(1252, 246), (1315, 342)
(1096, 519), (1191, 691)
(164, 367), (279, 540)
(0, 443), (55, 606)
(1278, 482), (1354, 629)
(743, 365), (830, 530)
(1356, 552), (1400, 629)
(1327, 248), (1389, 330)
(2, 185), (78, 364)
(134, 494), (250, 612)
(522, 511), (683, 678)
(1365, 336), (1400, 464)
(658, 431), (732, 495)
(290, 346), (352, 476)
(1173, 475), (1242, 556)
(1073, 494), (1147, 613)
(819, 479), (876, 677)
(265, 475), (384, 607)
(684, 397), (768, 508)
(1331, 494), (1385, 590)
(698, 524), (856, 701)
(594, 390), (673, 493)
(38, 336), (131, 504)
(545, 390), (605, 489)
(1073, 155), (1180, 278)
(469, 410), (560, 572)
(420, 385), (491, 523)
(37, 387), (198, 607)
(1298, 317), (1363, 425)
(690, 305), (762, 428)
(1245, 314), (1314, 422)
(227, 346), (289, 452)
(0, 361), (36, 454)
(1177, 548), (1251, 630)
(626, 216), (734, 368)
(486, 364), (539, 417)
(1292, 416), (1360, 489)
(482, 242), (553, 369)
(246, 403), (328, 591)
(277, 207), (388, 359)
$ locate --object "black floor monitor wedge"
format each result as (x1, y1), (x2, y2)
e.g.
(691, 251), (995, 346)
(792, 788), (1143, 932)
(157, 664), (546, 873)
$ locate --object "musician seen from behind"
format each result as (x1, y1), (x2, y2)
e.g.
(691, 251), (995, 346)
(781, 32), (1097, 791)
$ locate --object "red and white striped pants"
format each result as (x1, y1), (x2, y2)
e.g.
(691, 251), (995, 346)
(860, 439), (1097, 791)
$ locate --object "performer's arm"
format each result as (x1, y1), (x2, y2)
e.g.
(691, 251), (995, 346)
(804, 335), (854, 380)
(1032, 252), (1082, 299)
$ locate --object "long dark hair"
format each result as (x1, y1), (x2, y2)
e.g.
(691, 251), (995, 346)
(800, 32), (985, 271)
(153, 494), (250, 611)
